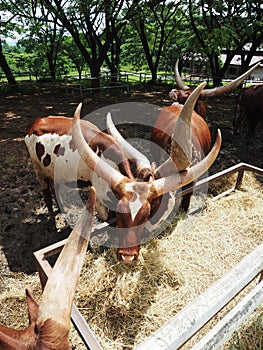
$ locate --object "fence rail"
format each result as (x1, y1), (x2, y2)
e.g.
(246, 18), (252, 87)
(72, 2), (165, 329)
(1, 69), (262, 87)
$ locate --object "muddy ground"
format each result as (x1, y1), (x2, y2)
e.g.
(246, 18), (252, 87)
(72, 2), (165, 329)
(0, 82), (262, 278)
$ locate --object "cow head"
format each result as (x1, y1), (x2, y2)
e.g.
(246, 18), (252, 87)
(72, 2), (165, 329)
(72, 83), (222, 264)
(170, 59), (261, 103)
(0, 188), (96, 349)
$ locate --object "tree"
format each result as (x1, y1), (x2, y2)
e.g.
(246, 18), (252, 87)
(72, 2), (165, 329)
(0, 40), (17, 85)
(127, 0), (182, 82)
(29, 3), (65, 80)
(0, 12), (18, 85)
(104, 23), (127, 82)
(41, 0), (136, 87)
(187, 0), (263, 86)
(120, 25), (146, 71)
(61, 36), (86, 79)
(235, 0), (263, 73)
(1, 0), (66, 80)
(1, 0), (262, 88)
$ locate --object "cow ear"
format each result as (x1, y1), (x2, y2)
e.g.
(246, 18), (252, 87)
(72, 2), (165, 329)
(25, 289), (39, 324)
(0, 330), (24, 349)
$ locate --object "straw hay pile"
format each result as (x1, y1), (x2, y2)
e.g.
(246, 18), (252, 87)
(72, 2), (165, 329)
(74, 171), (262, 349)
(0, 273), (41, 327)
(0, 171), (262, 350)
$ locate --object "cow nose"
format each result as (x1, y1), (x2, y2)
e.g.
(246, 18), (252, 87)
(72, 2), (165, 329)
(121, 254), (136, 264)
(117, 249), (139, 264)
(169, 89), (177, 100)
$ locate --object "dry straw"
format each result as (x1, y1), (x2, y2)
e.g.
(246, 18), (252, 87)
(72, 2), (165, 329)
(75, 172), (262, 349)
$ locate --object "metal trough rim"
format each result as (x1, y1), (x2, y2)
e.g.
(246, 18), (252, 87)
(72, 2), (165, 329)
(135, 243), (263, 350)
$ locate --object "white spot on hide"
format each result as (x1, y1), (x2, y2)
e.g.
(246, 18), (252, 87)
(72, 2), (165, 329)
(124, 182), (144, 221)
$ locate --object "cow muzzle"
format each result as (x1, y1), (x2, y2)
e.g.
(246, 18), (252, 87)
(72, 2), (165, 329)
(169, 89), (178, 101)
(117, 247), (140, 264)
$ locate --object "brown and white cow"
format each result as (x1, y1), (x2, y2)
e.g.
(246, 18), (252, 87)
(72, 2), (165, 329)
(25, 116), (135, 221)
(25, 83), (221, 264)
(169, 60), (261, 119)
(0, 187), (96, 350)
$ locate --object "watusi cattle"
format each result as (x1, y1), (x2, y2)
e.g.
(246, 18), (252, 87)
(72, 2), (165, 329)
(25, 116), (135, 221)
(150, 102), (212, 211)
(233, 84), (263, 143)
(108, 89), (213, 212)
(25, 83), (221, 264)
(169, 60), (261, 119)
(0, 187), (96, 350)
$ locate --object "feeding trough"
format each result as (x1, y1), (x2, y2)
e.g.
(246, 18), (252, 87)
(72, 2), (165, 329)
(34, 163), (263, 350)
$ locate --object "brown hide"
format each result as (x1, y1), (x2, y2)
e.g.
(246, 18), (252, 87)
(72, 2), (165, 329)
(0, 290), (39, 350)
(0, 293), (73, 350)
(151, 104), (211, 212)
(233, 84), (263, 141)
(151, 104), (211, 158)
(26, 116), (134, 180)
(173, 90), (208, 119)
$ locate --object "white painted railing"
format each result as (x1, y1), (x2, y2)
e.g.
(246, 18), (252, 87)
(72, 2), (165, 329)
(135, 243), (263, 350)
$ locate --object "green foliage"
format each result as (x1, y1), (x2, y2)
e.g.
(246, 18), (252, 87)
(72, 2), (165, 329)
(0, 0), (262, 84)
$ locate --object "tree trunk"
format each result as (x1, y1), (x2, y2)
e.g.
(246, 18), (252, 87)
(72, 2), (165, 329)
(0, 41), (17, 86)
(48, 58), (56, 80)
(89, 63), (101, 88)
(212, 76), (223, 87)
(150, 68), (158, 83)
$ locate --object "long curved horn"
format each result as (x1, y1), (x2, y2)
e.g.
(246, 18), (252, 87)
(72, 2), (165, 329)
(37, 187), (96, 332)
(200, 61), (261, 97)
(174, 59), (190, 90)
(174, 60), (261, 98)
(150, 129), (221, 198)
(106, 113), (153, 179)
(156, 81), (207, 175)
(72, 103), (126, 189)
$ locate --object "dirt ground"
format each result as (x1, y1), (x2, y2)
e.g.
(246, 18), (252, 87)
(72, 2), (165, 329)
(0, 82), (262, 274)
(0, 83), (262, 328)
